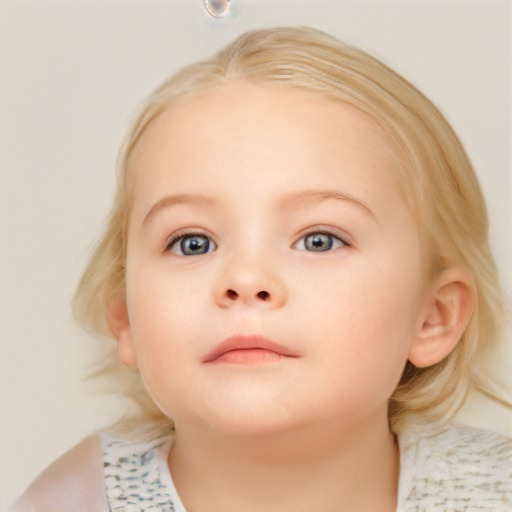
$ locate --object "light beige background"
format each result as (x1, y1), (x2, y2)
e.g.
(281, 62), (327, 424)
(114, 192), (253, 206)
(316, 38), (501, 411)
(1, 0), (511, 507)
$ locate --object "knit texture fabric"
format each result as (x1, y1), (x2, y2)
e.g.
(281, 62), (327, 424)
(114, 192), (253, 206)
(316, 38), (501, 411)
(100, 422), (511, 511)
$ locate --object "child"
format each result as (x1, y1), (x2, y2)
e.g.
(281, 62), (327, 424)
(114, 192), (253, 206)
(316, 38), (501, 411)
(13, 26), (511, 511)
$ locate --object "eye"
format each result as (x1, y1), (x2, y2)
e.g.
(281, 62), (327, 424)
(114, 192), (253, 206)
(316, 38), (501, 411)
(294, 231), (347, 252)
(167, 233), (216, 256)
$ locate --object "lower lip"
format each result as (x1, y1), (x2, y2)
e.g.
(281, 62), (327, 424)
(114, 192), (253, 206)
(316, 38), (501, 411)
(209, 348), (289, 365)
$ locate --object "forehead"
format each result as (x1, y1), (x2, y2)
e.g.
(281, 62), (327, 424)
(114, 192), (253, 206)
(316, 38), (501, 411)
(129, 82), (406, 193)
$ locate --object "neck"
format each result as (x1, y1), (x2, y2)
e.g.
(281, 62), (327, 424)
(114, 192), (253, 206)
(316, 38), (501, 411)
(169, 413), (399, 512)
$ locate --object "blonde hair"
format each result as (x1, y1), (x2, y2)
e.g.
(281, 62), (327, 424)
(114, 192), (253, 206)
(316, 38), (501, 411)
(73, 26), (508, 433)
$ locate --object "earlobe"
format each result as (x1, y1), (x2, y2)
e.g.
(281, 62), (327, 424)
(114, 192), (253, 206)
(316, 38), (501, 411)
(107, 297), (138, 368)
(408, 267), (475, 368)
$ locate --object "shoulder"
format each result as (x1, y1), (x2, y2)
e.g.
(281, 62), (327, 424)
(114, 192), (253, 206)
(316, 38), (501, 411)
(98, 424), (176, 511)
(414, 422), (511, 473)
(11, 434), (108, 512)
(398, 422), (512, 509)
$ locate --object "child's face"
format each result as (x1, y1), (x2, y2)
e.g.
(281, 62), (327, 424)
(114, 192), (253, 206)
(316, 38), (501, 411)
(119, 83), (429, 437)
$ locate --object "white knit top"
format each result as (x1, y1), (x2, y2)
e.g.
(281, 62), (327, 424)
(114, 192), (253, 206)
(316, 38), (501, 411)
(99, 422), (511, 511)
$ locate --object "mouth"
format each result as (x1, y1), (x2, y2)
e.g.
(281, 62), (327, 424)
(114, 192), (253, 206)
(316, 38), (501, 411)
(203, 335), (298, 365)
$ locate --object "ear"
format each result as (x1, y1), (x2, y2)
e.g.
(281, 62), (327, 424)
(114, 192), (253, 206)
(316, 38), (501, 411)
(107, 297), (138, 368)
(408, 267), (475, 368)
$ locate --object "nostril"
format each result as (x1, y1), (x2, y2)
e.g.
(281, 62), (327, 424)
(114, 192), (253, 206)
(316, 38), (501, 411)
(257, 290), (270, 301)
(226, 289), (238, 300)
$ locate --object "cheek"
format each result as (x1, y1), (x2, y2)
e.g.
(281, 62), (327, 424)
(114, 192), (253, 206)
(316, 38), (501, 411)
(126, 259), (196, 332)
(124, 268), (185, 367)
(124, 283), (198, 418)
(301, 255), (421, 326)
(297, 258), (422, 374)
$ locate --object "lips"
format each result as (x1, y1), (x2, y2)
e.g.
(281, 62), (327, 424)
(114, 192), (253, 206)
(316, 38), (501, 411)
(203, 335), (298, 364)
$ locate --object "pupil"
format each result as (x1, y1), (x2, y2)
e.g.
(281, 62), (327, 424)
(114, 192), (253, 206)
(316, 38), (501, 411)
(182, 236), (208, 254)
(307, 233), (332, 251)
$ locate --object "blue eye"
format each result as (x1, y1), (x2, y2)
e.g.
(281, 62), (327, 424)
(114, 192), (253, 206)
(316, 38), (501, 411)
(168, 234), (216, 256)
(295, 232), (346, 252)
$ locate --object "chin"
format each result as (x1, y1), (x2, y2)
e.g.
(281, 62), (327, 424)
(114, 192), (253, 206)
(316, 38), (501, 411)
(210, 419), (303, 439)
(200, 400), (306, 439)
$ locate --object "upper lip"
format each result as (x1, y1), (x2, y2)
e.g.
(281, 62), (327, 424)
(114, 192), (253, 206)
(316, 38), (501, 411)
(203, 335), (298, 363)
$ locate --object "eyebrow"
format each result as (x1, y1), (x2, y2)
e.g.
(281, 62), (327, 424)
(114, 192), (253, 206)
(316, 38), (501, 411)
(278, 189), (377, 222)
(142, 189), (377, 225)
(143, 194), (219, 225)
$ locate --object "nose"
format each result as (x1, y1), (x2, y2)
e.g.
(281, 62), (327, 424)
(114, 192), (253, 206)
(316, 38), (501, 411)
(214, 253), (287, 310)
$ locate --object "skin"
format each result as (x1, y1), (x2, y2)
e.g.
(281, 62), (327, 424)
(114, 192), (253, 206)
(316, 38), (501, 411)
(110, 83), (473, 512)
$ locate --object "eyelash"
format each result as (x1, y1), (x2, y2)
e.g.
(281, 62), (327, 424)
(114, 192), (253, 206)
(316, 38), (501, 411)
(293, 228), (350, 252)
(165, 230), (216, 256)
(164, 227), (350, 256)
